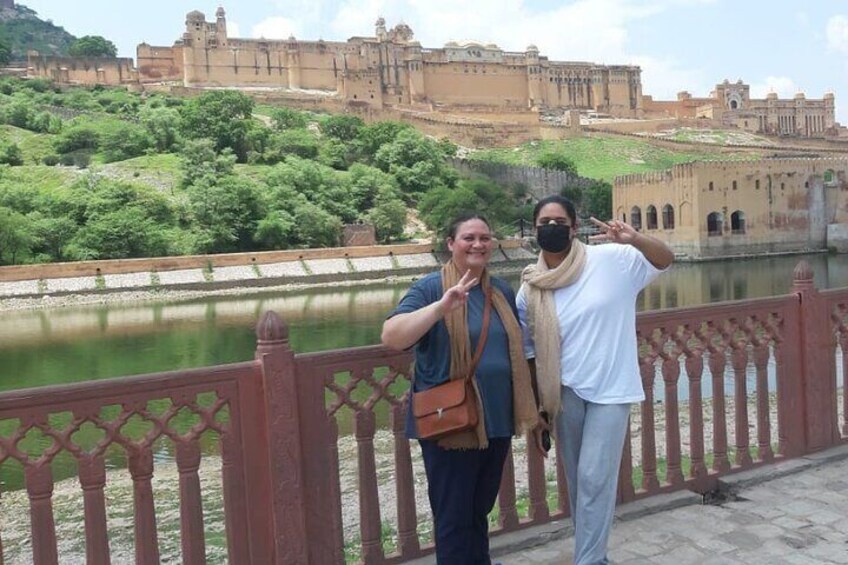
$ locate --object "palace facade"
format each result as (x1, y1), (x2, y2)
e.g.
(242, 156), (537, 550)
(643, 79), (836, 138)
(613, 158), (848, 258)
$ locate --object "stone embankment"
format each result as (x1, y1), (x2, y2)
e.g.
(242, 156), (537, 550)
(0, 241), (537, 310)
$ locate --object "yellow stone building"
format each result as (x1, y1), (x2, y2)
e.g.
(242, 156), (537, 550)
(643, 79), (836, 139)
(613, 158), (848, 259)
(133, 8), (643, 117)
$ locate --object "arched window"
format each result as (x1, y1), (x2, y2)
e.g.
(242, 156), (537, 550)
(707, 212), (722, 236)
(630, 206), (642, 231)
(646, 205), (658, 230)
(731, 210), (746, 234)
(662, 204), (675, 230)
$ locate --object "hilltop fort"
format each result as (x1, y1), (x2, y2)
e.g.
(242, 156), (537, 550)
(23, 7), (841, 143)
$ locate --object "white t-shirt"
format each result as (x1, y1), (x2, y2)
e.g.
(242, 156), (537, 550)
(516, 243), (665, 404)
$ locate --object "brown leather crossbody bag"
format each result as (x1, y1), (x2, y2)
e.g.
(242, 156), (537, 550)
(412, 288), (492, 440)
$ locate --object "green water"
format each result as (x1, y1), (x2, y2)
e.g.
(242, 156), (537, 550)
(2, 253), (846, 392)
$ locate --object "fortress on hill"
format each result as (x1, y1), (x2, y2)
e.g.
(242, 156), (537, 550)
(24, 7), (839, 140)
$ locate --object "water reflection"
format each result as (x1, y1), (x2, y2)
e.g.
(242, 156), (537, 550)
(1, 252), (846, 391)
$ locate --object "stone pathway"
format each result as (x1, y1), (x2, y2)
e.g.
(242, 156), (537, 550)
(487, 446), (848, 564)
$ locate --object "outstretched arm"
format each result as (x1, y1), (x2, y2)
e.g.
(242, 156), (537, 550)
(589, 217), (674, 270)
(381, 270), (478, 351)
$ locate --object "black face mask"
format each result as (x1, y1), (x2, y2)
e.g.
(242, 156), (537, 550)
(536, 223), (572, 253)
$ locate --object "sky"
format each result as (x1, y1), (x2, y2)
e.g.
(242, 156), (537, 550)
(18, 0), (848, 123)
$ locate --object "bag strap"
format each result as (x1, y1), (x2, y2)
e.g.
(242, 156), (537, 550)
(465, 285), (492, 383)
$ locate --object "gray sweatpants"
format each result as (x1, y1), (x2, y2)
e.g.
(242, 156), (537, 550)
(556, 386), (631, 565)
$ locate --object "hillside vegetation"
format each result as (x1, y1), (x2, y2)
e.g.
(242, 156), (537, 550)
(0, 3), (76, 60)
(0, 77), (787, 267)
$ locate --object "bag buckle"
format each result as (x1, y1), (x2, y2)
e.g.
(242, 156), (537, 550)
(437, 408), (444, 419)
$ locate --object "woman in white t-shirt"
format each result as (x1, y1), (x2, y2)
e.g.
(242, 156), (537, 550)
(517, 195), (673, 565)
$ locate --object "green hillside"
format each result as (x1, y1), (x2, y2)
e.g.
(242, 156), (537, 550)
(468, 136), (764, 182)
(0, 77), (822, 267)
(0, 3), (77, 61)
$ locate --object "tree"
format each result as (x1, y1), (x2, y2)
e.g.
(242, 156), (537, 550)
(292, 201), (342, 247)
(355, 121), (412, 159)
(270, 107), (309, 131)
(374, 129), (458, 198)
(0, 141), (23, 166)
(179, 90), (256, 162)
(68, 36), (118, 58)
(0, 206), (35, 264)
(179, 139), (235, 188)
(584, 180), (612, 220)
(0, 38), (10, 66)
(364, 187), (407, 243)
(67, 36), (116, 59)
(319, 114), (364, 142)
(100, 122), (153, 163)
(53, 124), (100, 154)
(536, 149), (578, 176)
(139, 105), (180, 152)
(187, 175), (266, 253)
(69, 207), (167, 260)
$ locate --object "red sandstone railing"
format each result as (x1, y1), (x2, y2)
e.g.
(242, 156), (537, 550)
(0, 260), (846, 564)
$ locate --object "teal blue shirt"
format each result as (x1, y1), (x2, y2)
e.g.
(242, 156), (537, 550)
(390, 272), (517, 439)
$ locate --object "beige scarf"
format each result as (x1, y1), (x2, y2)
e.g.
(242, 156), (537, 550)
(520, 239), (588, 419)
(439, 260), (539, 450)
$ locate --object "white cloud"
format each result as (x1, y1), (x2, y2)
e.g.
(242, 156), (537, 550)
(252, 16), (301, 39)
(750, 76), (799, 99)
(826, 15), (848, 54)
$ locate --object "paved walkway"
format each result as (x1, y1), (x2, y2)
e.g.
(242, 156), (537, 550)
(485, 445), (848, 564)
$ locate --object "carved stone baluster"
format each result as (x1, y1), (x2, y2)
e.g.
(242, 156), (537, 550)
(129, 446), (160, 564)
(685, 355), (707, 487)
(617, 422), (635, 502)
(527, 429), (549, 522)
(555, 442), (569, 517)
(26, 464), (58, 565)
(78, 455), (110, 564)
(754, 345), (774, 462)
(220, 432), (249, 564)
(497, 445), (519, 530)
(639, 359), (659, 491)
(355, 410), (384, 563)
(176, 440), (206, 565)
(0, 485), (4, 565)
(662, 355), (683, 486)
(732, 347), (752, 467)
(708, 348), (730, 472)
(841, 334), (848, 437)
(391, 403), (420, 557)
(327, 417), (345, 564)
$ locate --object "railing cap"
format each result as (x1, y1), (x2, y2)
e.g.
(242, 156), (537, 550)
(793, 260), (814, 283)
(256, 311), (289, 343)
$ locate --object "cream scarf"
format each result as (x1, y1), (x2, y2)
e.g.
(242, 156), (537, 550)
(520, 239), (587, 419)
(439, 260), (539, 450)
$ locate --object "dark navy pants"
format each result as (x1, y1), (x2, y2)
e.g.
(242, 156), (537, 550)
(419, 437), (511, 565)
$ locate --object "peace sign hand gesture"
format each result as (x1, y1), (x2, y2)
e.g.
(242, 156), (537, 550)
(438, 269), (478, 315)
(588, 217), (639, 245)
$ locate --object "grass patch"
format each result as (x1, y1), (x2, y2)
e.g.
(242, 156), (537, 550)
(0, 125), (57, 165)
(468, 135), (763, 181)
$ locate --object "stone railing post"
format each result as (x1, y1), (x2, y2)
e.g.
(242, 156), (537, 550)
(255, 311), (336, 564)
(791, 261), (839, 452)
(256, 311), (308, 564)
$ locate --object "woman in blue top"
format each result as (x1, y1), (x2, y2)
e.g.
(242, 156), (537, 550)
(382, 213), (541, 564)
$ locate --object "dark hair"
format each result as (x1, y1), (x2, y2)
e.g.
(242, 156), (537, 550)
(445, 212), (491, 240)
(532, 195), (577, 225)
